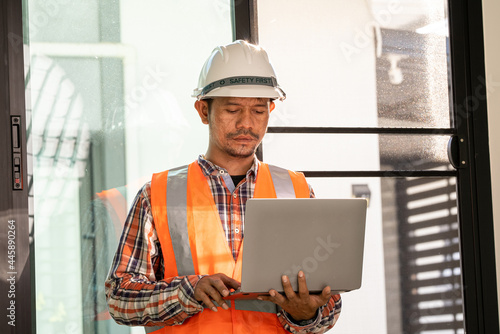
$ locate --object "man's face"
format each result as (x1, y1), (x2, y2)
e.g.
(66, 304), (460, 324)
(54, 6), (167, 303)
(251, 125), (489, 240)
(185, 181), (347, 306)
(196, 97), (275, 159)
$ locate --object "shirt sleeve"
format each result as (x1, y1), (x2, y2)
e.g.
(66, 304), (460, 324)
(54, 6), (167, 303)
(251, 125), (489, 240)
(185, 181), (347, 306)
(104, 183), (205, 327)
(276, 182), (343, 333)
(277, 295), (342, 333)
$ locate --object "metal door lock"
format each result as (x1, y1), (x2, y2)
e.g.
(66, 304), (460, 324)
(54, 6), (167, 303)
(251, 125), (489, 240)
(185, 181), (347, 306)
(11, 116), (23, 190)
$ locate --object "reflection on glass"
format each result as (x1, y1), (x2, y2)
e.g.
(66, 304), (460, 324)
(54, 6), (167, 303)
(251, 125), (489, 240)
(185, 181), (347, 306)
(259, 0), (451, 128)
(380, 176), (462, 333)
(28, 55), (90, 333)
(307, 176), (463, 334)
(25, 1), (232, 333)
(374, 0), (451, 128)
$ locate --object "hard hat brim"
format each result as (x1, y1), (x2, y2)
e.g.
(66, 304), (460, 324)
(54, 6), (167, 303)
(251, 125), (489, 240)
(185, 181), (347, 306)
(194, 85), (286, 101)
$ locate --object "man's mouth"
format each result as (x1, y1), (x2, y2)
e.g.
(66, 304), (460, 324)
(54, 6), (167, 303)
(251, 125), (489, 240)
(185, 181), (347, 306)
(228, 131), (259, 141)
(233, 135), (254, 141)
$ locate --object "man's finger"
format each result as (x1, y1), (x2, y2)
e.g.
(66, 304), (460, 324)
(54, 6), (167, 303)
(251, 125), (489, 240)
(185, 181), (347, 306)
(318, 286), (332, 305)
(212, 278), (231, 297)
(281, 275), (297, 300)
(323, 286), (332, 298)
(204, 284), (229, 310)
(220, 275), (241, 291)
(199, 292), (218, 312)
(259, 289), (286, 306)
(297, 271), (310, 298)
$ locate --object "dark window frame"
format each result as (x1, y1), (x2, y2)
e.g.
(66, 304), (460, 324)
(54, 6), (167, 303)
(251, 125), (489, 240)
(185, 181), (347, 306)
(0, 0), (35, 333)
(448, 0), (498, 331)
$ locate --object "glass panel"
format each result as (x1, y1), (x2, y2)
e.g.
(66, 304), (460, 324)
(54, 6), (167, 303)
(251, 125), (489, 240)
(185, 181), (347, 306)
(306, 176), (463, 333)
(24, 1), (233, 333)
(263, 134), (452, 171)
(258, 1), (461, 332)
(258, 0), (451, 128)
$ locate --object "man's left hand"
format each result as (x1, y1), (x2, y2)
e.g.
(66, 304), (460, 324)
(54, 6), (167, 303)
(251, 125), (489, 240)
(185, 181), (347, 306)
(257, 270), (331, 321)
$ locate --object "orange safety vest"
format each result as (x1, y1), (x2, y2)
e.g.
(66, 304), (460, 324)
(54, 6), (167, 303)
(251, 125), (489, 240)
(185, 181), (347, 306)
(148, 161), (310, 334)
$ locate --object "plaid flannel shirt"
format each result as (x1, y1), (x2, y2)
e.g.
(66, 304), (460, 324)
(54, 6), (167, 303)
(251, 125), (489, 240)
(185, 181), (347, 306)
(105, 156), (341, 333)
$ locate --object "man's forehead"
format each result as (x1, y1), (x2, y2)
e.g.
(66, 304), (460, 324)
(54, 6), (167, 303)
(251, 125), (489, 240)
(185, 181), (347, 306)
(216, 97), (270, 106)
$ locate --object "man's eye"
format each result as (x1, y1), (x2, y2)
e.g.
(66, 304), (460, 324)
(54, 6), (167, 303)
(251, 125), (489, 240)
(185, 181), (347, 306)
(227, 109), (239, 113)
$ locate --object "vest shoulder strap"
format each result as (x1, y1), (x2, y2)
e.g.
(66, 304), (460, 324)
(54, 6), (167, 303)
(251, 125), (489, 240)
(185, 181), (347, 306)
(259, 162), (310, 198)
(151, 165), (196, 277)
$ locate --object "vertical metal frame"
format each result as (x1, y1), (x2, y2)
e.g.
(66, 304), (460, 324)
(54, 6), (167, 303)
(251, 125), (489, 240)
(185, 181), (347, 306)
(231, 0), (258, 44)
(0, 0), (34, 333)
(231, 0), (263, 160)
(448, 0), (498, 332)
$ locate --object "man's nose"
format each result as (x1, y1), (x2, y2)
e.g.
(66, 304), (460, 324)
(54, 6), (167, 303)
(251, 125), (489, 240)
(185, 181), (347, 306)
(236, 110), (254, 128)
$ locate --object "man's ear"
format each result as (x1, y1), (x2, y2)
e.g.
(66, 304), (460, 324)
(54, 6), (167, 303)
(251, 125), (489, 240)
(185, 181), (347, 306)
(269, 101), (276, 113)
(195, 100), (209, 124)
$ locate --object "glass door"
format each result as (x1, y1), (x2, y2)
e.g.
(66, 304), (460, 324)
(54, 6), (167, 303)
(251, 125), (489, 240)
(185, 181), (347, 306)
(257, 0), (464, 332)
(23, 1), (233, 333)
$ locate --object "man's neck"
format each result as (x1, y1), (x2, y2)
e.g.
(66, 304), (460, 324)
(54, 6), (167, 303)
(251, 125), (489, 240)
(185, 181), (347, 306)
(204, 153), (255, 175)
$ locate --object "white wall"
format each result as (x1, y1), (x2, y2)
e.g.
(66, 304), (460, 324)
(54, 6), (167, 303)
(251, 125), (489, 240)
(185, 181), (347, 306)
(482, 0), (500, 323)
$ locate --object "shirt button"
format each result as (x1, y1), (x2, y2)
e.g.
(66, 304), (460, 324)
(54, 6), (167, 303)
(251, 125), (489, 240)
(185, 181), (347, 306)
(233, 193), (237, 198)
(235, 228), (240, 233)
(219, 170), (225, 174)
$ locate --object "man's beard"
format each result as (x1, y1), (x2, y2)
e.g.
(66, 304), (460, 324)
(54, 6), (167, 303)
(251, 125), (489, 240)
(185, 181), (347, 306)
(224, 129), (260, 158)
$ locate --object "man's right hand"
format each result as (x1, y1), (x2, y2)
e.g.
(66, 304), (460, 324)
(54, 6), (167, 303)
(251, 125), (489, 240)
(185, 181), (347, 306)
(194, 273), (240, 312)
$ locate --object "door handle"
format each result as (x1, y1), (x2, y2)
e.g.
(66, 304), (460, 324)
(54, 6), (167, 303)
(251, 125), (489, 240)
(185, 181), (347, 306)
(447, 135), (468, 169)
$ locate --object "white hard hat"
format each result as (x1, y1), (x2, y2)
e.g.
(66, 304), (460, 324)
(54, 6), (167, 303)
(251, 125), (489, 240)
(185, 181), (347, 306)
(192, 40), (286, 101)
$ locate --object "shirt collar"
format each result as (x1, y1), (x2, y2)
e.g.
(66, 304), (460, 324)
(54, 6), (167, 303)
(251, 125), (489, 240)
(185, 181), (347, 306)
(197, 154), (260, 179)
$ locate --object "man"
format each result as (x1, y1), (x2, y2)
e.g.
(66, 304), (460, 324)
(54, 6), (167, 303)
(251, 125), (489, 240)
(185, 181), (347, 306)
(105, 40), (342, 333)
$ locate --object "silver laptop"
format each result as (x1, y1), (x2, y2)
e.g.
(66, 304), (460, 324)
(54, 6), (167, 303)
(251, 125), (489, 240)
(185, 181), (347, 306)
(225, 198), (367, 300)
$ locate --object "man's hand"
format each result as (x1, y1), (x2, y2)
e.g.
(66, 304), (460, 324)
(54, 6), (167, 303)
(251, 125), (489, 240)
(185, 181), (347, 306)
(257, 271), (331, 321)
(194, 273), (240, 312)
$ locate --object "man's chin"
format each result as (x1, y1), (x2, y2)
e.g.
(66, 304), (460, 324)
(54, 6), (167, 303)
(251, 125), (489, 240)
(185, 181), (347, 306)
(228, 152), (255, 159)
(226, 147), (256, 159)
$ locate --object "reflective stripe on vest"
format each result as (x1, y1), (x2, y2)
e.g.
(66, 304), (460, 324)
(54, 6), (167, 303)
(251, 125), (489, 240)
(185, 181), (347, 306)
(166, 165), (195, 276)
(268, 164), (296, 198)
